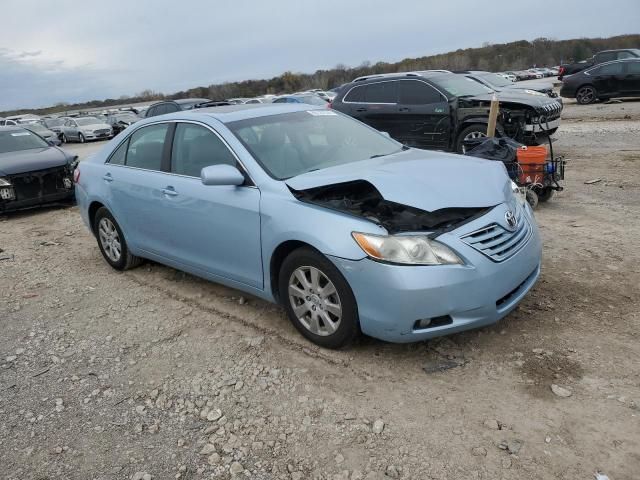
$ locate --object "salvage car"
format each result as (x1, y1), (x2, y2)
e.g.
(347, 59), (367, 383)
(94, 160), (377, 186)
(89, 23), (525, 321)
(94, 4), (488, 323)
(0, 126), (77, 212)
(459, 71), (560, 99)
(331, 72), (563, 152)
(106, 112), (140, 135)
(75, 104), (542, 348)
(61, 117), (113, 143)
(22, 123), (62, 146)
(41, 117), (66, 140)
(560, 58), (640, 104)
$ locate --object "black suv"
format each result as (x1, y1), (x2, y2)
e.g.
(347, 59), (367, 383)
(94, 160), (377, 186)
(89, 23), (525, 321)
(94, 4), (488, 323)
(331, 72), (563, 153)
(144, 98), (211, 118)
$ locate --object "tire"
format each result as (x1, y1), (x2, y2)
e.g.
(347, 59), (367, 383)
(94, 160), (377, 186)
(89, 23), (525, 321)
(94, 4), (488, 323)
(456, 124), (489, 154)
(78, 133), (86, 143)
(576, 85), (597, 105)
(279, 247), (360, 349)
(525, 189), (539, 209)
(536, 187), (555, 203)
(93, 207), (143, 271)
(61, 133), (67, 144)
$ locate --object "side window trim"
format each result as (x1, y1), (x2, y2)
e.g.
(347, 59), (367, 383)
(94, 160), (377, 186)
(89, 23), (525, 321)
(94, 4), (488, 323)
(397, 79), (446, 105)
(343, 80), (398, 105)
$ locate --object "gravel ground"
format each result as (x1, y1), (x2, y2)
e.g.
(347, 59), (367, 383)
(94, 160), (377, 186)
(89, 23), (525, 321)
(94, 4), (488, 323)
(1, 100), (639, 480)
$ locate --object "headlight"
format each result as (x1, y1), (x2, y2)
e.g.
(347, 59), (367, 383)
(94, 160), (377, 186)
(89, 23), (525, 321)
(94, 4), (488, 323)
(0, 177), (12, 186)
(352, 232), (463, 265)
(511, 180), (526, 206)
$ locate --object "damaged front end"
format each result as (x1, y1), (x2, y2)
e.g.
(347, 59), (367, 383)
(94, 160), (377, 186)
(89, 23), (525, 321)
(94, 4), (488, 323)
(290, 180), (490, 236)
(0, 159), (77, 212)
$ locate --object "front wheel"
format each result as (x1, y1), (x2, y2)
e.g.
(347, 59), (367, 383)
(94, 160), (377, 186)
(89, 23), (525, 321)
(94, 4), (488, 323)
(576, 85), (596, 105)
(456, 124), (488, 154)
(279, 247), (360, 349)
(93, 207), (143, 271)
(78, 133), (86, 143)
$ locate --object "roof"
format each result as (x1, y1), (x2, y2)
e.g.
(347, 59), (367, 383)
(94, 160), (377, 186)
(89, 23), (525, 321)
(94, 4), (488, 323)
(0, 125), (26, 133)
(170, 103), (323, 124)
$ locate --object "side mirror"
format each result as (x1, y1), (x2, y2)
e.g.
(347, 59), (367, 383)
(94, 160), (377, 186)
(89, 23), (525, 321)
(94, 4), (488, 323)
(380, 131), (391, 138)
(201, 164), (245, 186)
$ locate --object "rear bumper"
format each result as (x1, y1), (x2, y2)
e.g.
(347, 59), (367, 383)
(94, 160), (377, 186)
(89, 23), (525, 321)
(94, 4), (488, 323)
(328, 202), (542, 343)
(559, 84), (577, 98)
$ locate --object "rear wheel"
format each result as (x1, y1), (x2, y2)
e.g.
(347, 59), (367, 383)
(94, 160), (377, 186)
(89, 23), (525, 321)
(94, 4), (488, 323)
(456, 124), (488, 154)
(93, 207), (143, 271)
(279, 247), (359, 349)
(576, 85), (596, 105)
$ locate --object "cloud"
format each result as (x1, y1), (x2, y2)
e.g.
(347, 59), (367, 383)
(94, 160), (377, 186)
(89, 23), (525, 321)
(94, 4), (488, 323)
(0, 0), (639, 111)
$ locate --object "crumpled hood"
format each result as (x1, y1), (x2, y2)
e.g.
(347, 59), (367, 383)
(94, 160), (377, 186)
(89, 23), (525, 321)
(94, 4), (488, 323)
(285, 148), (510, 212)
(0, 147), (69, 175)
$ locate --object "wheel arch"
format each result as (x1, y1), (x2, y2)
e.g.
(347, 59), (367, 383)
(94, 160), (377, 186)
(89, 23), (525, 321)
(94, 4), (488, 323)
(88, 201), (106, 235)
(269, 240), (319, 303)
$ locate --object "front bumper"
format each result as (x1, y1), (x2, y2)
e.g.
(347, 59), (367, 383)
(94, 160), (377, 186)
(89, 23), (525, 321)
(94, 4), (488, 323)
(0, 166), (75, 212)
(329, 202), (542, 343)
(524, 117), (561, 133)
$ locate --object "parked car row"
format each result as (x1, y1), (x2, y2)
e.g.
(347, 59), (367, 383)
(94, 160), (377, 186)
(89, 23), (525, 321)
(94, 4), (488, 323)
(560, 57), (640, 104)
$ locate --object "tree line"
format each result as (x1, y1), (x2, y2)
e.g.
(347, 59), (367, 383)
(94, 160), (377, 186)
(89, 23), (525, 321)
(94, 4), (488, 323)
(2, 34), (638, 117)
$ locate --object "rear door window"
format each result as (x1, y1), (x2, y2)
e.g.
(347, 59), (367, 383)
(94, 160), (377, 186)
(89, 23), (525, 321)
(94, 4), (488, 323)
(625, 61), (640, 74)
(171, 123), (236, 177)
(108, 140), (128, 165)
(398, 80), (443, 104)
(125, 123), (170, 171)
(594, 63), (624, 75)
(343, 85), (366, 103)
(364, 81), (398, 103)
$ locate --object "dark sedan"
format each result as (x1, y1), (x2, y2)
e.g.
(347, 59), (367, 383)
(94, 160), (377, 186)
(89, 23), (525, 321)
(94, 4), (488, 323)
(560, 59), (640, 104)
(22, 123), (62, 146)
(0, 126), (77, 212)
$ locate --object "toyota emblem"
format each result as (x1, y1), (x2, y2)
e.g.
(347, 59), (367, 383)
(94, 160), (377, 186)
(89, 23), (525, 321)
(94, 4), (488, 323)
(505, 210), (518, 231)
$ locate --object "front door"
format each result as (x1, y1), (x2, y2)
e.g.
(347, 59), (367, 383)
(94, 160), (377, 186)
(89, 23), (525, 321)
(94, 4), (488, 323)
(160, 122), (262, 288)
(591, 62), (625, 97)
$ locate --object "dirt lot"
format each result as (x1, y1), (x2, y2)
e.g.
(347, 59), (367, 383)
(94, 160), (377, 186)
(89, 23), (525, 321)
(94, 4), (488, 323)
(1, 99), (639, 480)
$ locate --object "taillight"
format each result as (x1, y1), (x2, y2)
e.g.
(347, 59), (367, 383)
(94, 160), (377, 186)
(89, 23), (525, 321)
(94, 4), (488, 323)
(73, 168), (80, 183)
(327, 102), (332, 109)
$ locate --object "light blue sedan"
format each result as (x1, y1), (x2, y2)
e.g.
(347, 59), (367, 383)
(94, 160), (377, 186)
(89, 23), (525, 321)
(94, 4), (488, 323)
(75, 104), (542, 348)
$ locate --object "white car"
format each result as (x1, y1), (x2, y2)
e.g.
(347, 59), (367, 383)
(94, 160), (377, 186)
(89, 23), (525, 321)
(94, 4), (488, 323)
(60, 117), (113, 143)
(498, 73), (517, 82)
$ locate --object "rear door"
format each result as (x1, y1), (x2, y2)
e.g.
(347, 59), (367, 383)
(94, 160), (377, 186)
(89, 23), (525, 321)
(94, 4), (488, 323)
(621, 60), (640, 94)
(395, 79), (450, 150)
(105, 122), (173, 255)
(590, 62), (625, 96)
(341, 81), (400, 139)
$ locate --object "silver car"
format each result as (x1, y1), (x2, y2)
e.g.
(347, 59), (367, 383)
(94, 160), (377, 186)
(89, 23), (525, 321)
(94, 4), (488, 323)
(61, 117), (113, 143)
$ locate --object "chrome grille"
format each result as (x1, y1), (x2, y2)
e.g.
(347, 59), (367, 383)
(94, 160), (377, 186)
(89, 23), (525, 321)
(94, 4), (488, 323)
(461, 208), (531, 262)
(94, 128), (110, 135)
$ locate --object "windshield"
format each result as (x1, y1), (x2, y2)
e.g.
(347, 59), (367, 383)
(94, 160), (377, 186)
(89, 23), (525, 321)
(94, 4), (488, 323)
(0, 130), (49, 153)
(296, 95), (328, 106)
(476, 73), (512, 88)
(228, 110), (404, 180)
(76, 117), (100, 126)
(44, 118), (63, 127)
(431, 75), (494, 96)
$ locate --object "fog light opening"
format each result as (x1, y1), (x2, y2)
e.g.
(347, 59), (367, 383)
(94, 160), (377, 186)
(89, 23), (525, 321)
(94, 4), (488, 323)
(413, 316), (453, 331)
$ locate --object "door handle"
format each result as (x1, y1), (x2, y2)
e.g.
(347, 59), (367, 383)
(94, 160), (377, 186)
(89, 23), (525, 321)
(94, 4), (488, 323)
(398, 107), (410, 112)
(355, 107), (368, 112)
(162, 187), (178, 197)
(103, 173), (113, 182)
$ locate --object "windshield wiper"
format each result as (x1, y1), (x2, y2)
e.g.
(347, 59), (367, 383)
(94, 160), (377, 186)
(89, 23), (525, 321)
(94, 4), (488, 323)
(369, 146), (409, 159)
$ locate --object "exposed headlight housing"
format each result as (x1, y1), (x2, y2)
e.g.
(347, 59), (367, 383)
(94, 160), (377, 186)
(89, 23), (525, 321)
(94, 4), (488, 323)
(511, 180), (526, 206)
(352, 232), (463, 266)
(0, 177), (11, 187)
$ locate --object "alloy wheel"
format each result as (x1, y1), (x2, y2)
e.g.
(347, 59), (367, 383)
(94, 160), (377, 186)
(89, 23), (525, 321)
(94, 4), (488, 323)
(98, 218), (122, 262)
(288, 266), (342, 336)
(576, 86), (595, 105)
(462, 130), (487, 154)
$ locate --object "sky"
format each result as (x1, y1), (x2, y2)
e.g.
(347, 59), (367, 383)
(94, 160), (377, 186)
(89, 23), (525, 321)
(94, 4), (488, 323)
(1, 0), (638, 111)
